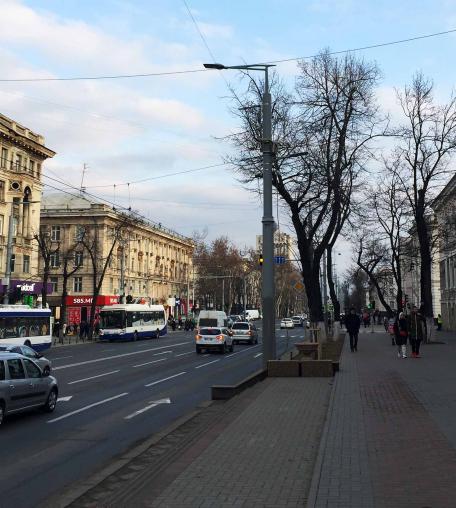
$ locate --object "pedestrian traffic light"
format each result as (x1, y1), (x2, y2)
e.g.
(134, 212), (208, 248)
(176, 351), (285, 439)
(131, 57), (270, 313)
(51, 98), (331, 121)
(368, 302), (372, 309)
(259, 255), (264, 266)
(371, 300), (376, 310)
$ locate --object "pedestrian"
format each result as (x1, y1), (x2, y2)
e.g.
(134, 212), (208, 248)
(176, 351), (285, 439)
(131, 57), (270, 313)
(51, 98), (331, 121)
(171, 318), (176, 332)
(437, 313), (443, 331)
(362, 310), (370, 328)
(345, 307), (361, 352)
(394, 312), (408, 359)
(408, 305), (424, 358)
(383, 315), (389, 332)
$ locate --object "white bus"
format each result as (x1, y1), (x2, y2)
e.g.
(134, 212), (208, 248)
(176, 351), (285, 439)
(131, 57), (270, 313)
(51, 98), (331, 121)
(0, 305), (52, 352)
(99, 303), (167, 342)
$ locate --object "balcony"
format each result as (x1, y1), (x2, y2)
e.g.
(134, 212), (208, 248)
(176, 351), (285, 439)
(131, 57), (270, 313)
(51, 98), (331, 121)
(0, 158), (38, 179)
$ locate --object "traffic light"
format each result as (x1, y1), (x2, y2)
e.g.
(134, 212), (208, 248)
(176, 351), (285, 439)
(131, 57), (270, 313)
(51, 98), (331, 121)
(371, 300), (376, 310)
(259, 255), (264, 266)
(368, 302), (372, 310)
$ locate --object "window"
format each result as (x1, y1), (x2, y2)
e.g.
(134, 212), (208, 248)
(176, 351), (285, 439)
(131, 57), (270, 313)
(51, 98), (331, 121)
(50, 252), (60, 268)
(75, 225), (85, 241)
(0, 214), (3, 235)
(0, 360), (4, 380)
(51, 225), (61, 241)
(12, 217), (18, 237)
(0, 147), (7, 168)
(23, 359), (41, 378)
(37, 162), (41, 177)
(0, 180), (5, 201)
(29, 160), (35, 175)
(73, 276), (83, 292)
(10, 254), (15, 272)
(50, 277), (58, 293)
(74, 251), (83, 267)
(7, 358), (25, 379)
(109, 277), (114, 292)
(15, 153), (22, 170)
(23, 255), (30, 273)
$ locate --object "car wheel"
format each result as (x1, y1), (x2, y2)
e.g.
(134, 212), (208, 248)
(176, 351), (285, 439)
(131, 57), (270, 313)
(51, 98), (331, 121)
(24, 340), (32, 347)
(44, 389), (58, 413)
(0, 403), (5, 425)
(43, 366), (50, 376)
(133, 331), (138, 342)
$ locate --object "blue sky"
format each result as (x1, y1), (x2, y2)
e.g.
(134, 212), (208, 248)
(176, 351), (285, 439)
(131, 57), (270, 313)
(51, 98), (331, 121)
(1, 0), (456, 270)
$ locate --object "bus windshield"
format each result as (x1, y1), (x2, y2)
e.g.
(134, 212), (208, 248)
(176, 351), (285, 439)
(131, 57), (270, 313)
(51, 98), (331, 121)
(100, 311), (125, 329)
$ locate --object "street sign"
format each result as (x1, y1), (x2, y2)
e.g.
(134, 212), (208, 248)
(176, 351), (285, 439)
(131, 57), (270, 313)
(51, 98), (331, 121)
(293, 281), (305, 292)
(274, 256), (286, 265)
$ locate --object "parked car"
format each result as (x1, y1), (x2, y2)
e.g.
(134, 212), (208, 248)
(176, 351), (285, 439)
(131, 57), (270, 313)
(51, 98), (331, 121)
(0, 344), (52, 375)
(0, 352), (58, 425)
(195, 327), (234, 354)
(280, 318), (294, 329)
(292, 316), (304, 327)
(231, 322), (259, 345)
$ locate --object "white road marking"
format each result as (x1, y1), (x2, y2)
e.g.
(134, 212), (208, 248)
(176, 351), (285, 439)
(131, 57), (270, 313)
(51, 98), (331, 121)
(195, 359), (220, 369)
(51, 356), (73, 361)
(68, 370), (120, 385)
(153, 351), (172, 356)
(174, 351), (194, 357)
(124, 398), (171, 420)
(48, 392), (128, 423)
(57, 396), (73, 402)
(254, 353), (263, 358)
(145, 371), (186, 387)
(53, 342), (190, 371)
(132, 358), (166, 368)
(226, 345), (259, 357)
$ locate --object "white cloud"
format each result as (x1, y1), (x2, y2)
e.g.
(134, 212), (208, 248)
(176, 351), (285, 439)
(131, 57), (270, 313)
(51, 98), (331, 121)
(198, 22), (233, 39)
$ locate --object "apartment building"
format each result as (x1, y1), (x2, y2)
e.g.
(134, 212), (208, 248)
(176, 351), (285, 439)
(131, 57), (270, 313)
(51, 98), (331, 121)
(256, 231), (295, 261)
(39, 193), (194, 324)
(0, 113), (55, 303)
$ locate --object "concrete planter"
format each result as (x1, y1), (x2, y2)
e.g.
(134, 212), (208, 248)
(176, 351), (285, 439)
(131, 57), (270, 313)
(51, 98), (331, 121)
(295, 341), (319, 360)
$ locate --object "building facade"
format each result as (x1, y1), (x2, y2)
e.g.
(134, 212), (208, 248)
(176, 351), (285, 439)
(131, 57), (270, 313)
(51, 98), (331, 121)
(433, 174), (456, 331)
(39, 194), (194, 324)
(256, 231), (295, 261)
(0, 113), (55, 303)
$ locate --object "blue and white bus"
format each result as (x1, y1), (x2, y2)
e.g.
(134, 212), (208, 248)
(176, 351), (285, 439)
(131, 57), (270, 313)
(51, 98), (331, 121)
(0, 305), (52, 351)
(99, 304), (167, 342)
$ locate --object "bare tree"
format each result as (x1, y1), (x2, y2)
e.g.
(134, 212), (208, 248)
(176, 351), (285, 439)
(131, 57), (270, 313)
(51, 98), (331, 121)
(393, 73), (456, 318)
(34, 225), (60, 308)
(226, 51), (384, 328)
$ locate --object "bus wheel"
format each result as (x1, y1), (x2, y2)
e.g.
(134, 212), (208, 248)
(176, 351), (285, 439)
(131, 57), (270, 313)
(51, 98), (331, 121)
(133, 332), (138, 342)
(24, 340), (32, 347)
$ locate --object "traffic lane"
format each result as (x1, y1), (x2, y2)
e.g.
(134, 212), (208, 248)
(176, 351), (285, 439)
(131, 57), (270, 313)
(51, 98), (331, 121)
(1, 337), (294, 506)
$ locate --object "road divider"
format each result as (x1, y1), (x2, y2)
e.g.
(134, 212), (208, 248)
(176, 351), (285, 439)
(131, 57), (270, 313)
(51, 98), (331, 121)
(124, 398), (172, 420)
(68, 370), (120, 385)
(47, 392), (128, 423)
(144, 371), (186, 388)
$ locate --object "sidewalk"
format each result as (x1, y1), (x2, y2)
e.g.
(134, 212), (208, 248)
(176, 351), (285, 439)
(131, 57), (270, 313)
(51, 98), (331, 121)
(310, 327), (456, 508)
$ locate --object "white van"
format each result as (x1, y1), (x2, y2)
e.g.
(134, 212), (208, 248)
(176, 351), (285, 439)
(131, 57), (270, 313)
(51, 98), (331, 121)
(197, 310), (229, 329)
(245, 309), (261, 321)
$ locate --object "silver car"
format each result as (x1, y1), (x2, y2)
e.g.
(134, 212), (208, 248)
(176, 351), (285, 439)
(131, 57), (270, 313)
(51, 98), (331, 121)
(0, 344), (52, 375)
(0, 352), (58, 425)
(231, 322), (259, 345)
(195, 327), (234, 354)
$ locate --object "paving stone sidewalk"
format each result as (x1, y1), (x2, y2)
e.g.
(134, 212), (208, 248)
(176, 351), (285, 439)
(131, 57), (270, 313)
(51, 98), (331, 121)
(147, 377), (332, 508)
(309, 328), (456, 508)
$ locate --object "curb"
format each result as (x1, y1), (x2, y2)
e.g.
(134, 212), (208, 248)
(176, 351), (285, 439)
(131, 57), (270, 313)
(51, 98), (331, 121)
(211, 369), (267, 400)
(306, 349), (342, 507)
(44, 402), (212, 508)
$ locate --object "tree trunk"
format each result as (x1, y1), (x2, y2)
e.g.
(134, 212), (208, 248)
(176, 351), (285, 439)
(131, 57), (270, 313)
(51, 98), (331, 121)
(60, 267), (69, 344)
(416, 212), (433, 317)
(41, 260), (50, 308)
(326, 248), (341, 321)
(305, 266), (324, 323)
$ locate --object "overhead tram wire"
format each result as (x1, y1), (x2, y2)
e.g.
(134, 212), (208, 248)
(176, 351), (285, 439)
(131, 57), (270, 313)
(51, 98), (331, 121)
(1, 28), (454, 82)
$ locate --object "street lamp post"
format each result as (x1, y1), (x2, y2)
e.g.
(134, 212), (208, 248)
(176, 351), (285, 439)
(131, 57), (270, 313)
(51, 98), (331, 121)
(204, 62), (276, 368)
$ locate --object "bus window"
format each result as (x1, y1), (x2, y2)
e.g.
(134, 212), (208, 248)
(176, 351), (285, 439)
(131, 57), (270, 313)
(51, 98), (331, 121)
(142, 312), (152, 325)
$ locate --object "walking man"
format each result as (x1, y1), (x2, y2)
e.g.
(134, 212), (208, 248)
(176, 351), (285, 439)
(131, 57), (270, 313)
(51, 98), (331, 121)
(408, 305), (424, 358)
(345, 307), (361, 352)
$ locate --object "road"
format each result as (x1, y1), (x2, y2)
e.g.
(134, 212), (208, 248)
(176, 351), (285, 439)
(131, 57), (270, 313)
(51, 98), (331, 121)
(0, 324), (301, 507)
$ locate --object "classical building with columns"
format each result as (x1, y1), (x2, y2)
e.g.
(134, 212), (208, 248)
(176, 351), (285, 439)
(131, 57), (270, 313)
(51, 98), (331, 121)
(39, 193), (194, 324)
(0, 113), (55, 302)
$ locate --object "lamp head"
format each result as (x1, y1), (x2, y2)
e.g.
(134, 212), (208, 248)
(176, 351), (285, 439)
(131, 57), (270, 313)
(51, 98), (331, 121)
(203, 63), (226, 70)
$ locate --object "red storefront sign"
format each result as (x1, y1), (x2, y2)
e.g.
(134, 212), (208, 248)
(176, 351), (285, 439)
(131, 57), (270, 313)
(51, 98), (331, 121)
(67, 307), (81, 325)
(65, 295), (119, 306)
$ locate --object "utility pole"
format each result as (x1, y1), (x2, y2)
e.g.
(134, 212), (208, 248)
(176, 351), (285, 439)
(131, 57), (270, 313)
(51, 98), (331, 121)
(3, 210), (15, 304)
(243, 275), (247, 319)
(222, 278), (225, 313)
(322, 249), (328, 337)
(120, 243), (125, 304)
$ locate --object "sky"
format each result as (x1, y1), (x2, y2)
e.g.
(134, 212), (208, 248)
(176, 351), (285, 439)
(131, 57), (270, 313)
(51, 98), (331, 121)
(1, 0), (456, 275)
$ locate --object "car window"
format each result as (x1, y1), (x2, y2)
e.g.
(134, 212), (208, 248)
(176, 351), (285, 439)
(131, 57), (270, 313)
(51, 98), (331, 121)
(11, 346), (22, 354)
(233, 323), (249, 330)
(0, 360), (5, 381)
(199, 328), (221, 335)
(7, 359), (26, 380)
(23, 359), (42, 379)
(21, 346), (37, 358)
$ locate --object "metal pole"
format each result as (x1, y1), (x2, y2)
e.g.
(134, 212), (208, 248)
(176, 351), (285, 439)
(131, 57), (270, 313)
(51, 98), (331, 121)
(243, 275), (247, 319)
(120, 243), (125, 304)
(3, 206), (15, 304)
(262, 66), (276, 369)
(222, 278), (225, 313)
(187, 277), (190, 317)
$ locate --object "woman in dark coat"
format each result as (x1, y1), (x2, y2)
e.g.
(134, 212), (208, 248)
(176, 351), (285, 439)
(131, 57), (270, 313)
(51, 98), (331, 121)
(394, 312), (408, 359)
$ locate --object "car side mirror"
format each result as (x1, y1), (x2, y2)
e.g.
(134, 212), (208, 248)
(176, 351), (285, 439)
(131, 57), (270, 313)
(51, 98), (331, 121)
(42, 369), (49, 377)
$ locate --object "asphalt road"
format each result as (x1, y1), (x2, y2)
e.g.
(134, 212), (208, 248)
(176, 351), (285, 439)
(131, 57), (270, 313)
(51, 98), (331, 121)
(0, 324), (302, 507)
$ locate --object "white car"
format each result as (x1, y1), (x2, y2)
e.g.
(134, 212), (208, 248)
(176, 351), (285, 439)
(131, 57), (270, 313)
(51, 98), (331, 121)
(195, 327), (234, 354)
(280, 318), (294, 329)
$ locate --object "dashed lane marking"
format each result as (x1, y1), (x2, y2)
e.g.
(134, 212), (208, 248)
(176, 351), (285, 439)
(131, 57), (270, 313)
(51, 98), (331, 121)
(68, 370), (120, 385)
(48, 392), (128, 423)
(133, 358), (166, 368)
(144, 371), (187, 388)
(195, 359), (220, 369)
(124, 398), (172, 420)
